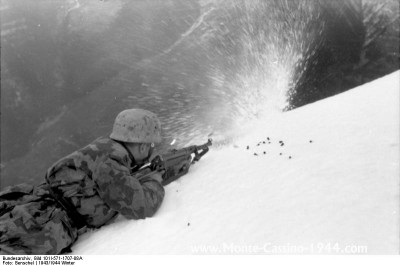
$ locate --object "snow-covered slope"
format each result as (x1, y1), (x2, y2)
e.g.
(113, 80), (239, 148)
(73, 71), (399, 254)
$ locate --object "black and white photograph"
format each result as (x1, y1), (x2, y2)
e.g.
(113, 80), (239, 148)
(0, 0), (399, 262)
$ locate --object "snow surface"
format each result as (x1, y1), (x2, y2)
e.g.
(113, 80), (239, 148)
(73, 71), (399, 255)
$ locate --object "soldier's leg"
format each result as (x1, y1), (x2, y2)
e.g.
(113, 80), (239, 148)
(0, 200), (78, 255)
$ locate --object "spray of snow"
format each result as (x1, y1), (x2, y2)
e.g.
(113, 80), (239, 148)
(194, 1), (325, 145)
(113, 1), (325, 149)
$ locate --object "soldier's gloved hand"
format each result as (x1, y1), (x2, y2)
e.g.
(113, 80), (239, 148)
(133, 168), (164, 183)
(148, 170), (165, 184)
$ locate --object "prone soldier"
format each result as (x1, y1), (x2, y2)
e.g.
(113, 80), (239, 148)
(0, 109), (167, 254)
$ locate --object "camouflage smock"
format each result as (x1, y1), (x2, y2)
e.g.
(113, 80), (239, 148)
(44, 136), (165, 226)
(0, 183), (77, 254)
(0, 137), (164, 254)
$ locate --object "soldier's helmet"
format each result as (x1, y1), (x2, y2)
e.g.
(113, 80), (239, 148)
(110, 109), (162, 143)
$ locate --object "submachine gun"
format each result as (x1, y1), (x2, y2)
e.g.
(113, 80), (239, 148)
(137, 139), (212, 186)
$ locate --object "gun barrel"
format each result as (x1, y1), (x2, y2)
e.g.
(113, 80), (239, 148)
(190, 138), (212, 162)
(195, 138), (212, 150)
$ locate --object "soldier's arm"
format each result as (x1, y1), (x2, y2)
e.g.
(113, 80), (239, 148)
(94, 157), (165, 220)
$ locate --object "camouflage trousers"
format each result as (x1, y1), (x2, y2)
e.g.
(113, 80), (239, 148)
(0, 183), (78, 255)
